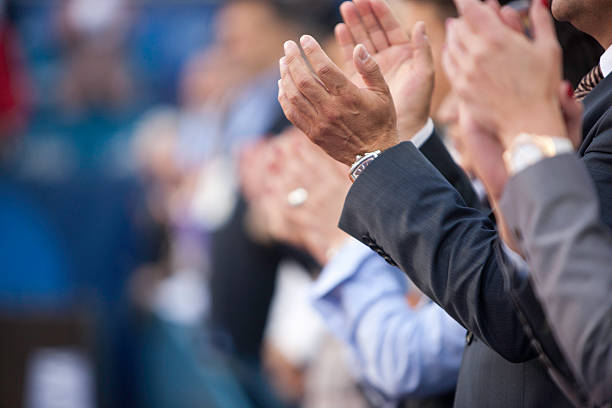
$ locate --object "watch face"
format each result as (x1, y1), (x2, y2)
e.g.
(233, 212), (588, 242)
(513, 144), (545, 173)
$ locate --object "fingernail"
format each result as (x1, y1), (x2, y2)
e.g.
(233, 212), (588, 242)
(540, 0), (549, 8)
(419, 21), (428, 40)
(357, 44), (369, 61)
(300, 35), (315, 50)
(279, 56), (286, 66)
(567, 83), (574, 98)
(284, 40), (293, 53)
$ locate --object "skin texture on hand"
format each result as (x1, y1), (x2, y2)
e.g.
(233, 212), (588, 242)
(242, 128), (350, 264)
(278, 34), (399, 166)
(443, 0), (568, 149)
(442, 0), (584, 202)
(335, 0), (434, 140)
(440, 0), (584, 253)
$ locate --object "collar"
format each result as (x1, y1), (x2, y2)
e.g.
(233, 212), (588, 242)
(600, 44), (612, 78)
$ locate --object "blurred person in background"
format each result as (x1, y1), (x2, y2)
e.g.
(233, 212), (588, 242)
(15, 0), (143, 174)
(193, 1), (342, 404)
(0, 0), (29, 149)
(121, 1), (342, 407)
(0, 1), (213, 407)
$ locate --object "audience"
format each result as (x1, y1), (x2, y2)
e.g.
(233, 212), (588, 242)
(2, 0), (611, 406)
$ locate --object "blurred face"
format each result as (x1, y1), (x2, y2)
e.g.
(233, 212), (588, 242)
(215, 1), (289, 74)
(390, 0), (451, 119)
(551, 0), (612, 45)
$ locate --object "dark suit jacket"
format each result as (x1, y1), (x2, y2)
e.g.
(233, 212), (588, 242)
(339, 138), (575, 407)
(339, 75), (612, 407)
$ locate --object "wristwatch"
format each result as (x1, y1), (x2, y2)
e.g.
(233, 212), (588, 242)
(349, 150), (382, 182)
(503, 133), (574, 175)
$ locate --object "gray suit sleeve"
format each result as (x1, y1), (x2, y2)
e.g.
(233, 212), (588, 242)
(500, 153), (612, 405)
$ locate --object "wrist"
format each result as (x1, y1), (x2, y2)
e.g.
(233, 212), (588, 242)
(371, 128), (400, 152)
(499, 105), (567, 149)
(503, 133), (574, 176)
(397, 118), (428, 143)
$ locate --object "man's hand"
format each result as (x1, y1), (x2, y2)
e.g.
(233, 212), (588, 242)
(278, 35), (398, 165)
(335, 0), (434, 139)
(443, 0), (568, 148)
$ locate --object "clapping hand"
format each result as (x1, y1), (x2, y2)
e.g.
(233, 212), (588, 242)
(442, 0), (583, 201)
(243, 128), (351, 264)
(335, 0), (434, 139)
(278, 0), (436, 165)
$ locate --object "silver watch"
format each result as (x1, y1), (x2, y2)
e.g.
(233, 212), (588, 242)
(349, 150), (382, 182)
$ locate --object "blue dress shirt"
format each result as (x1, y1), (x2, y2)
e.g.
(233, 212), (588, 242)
(311, 239), (466, 399)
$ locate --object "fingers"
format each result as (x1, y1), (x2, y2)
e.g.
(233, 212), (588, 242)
(454, 0), (503, 35)
(370, 0), (409, 45)
(335, 23), (356, 71)
(485, 0), (501, 12)
(353, 44), (389, 92)
(300, 35), (352, 95)
(499, 5), (524, 33)
(445, 19), (479, 98)
(283, 40), (328, 104)
(411, 22), (434, 77)
(353, 0), (389, 51)
(529, 0), (557, 46)
(340, 1), (377, 54)
(278, 57), (316, 132)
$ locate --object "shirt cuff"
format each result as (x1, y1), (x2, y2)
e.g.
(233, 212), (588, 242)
(311, 238), (376, 299)
(410, 118), (434, 149)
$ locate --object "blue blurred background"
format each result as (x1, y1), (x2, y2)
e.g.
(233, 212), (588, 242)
(0, 0), (345, 407)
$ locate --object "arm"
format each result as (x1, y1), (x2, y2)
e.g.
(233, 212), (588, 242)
(311, 239), (465, 398)
(339, 141), (534, 362)
(500, 153), (612, 405)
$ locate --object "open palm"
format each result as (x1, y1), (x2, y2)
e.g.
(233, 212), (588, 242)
(336, 0), (433, 138)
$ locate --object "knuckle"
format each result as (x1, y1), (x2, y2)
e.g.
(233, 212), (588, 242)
(472, 47), (486, 64)
(322, 105), (342, 122)
(288, 93), (301, 105)
(339, 92), (357, 107)
(302, 44), (314, 56)
(285, 109), (297, 122)
(316, 64), (333, 79)
(296, 77), (312, 91)
(284, 54), (296, 65)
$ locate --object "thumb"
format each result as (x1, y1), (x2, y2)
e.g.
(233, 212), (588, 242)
(411, 22), (434, 79)
(353, 44), (389, 92)
(499, 5), (524, 33)
(530, 0), (557, 45)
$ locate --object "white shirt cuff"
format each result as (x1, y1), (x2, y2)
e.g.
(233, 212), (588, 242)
(599, 44), (612, 78)
(410, 118), (434, 149)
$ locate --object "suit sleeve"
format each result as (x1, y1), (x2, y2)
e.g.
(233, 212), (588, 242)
(418, 131), (482, 211)
(339, 138), (534, 363)
(501, 158), (612, 403)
